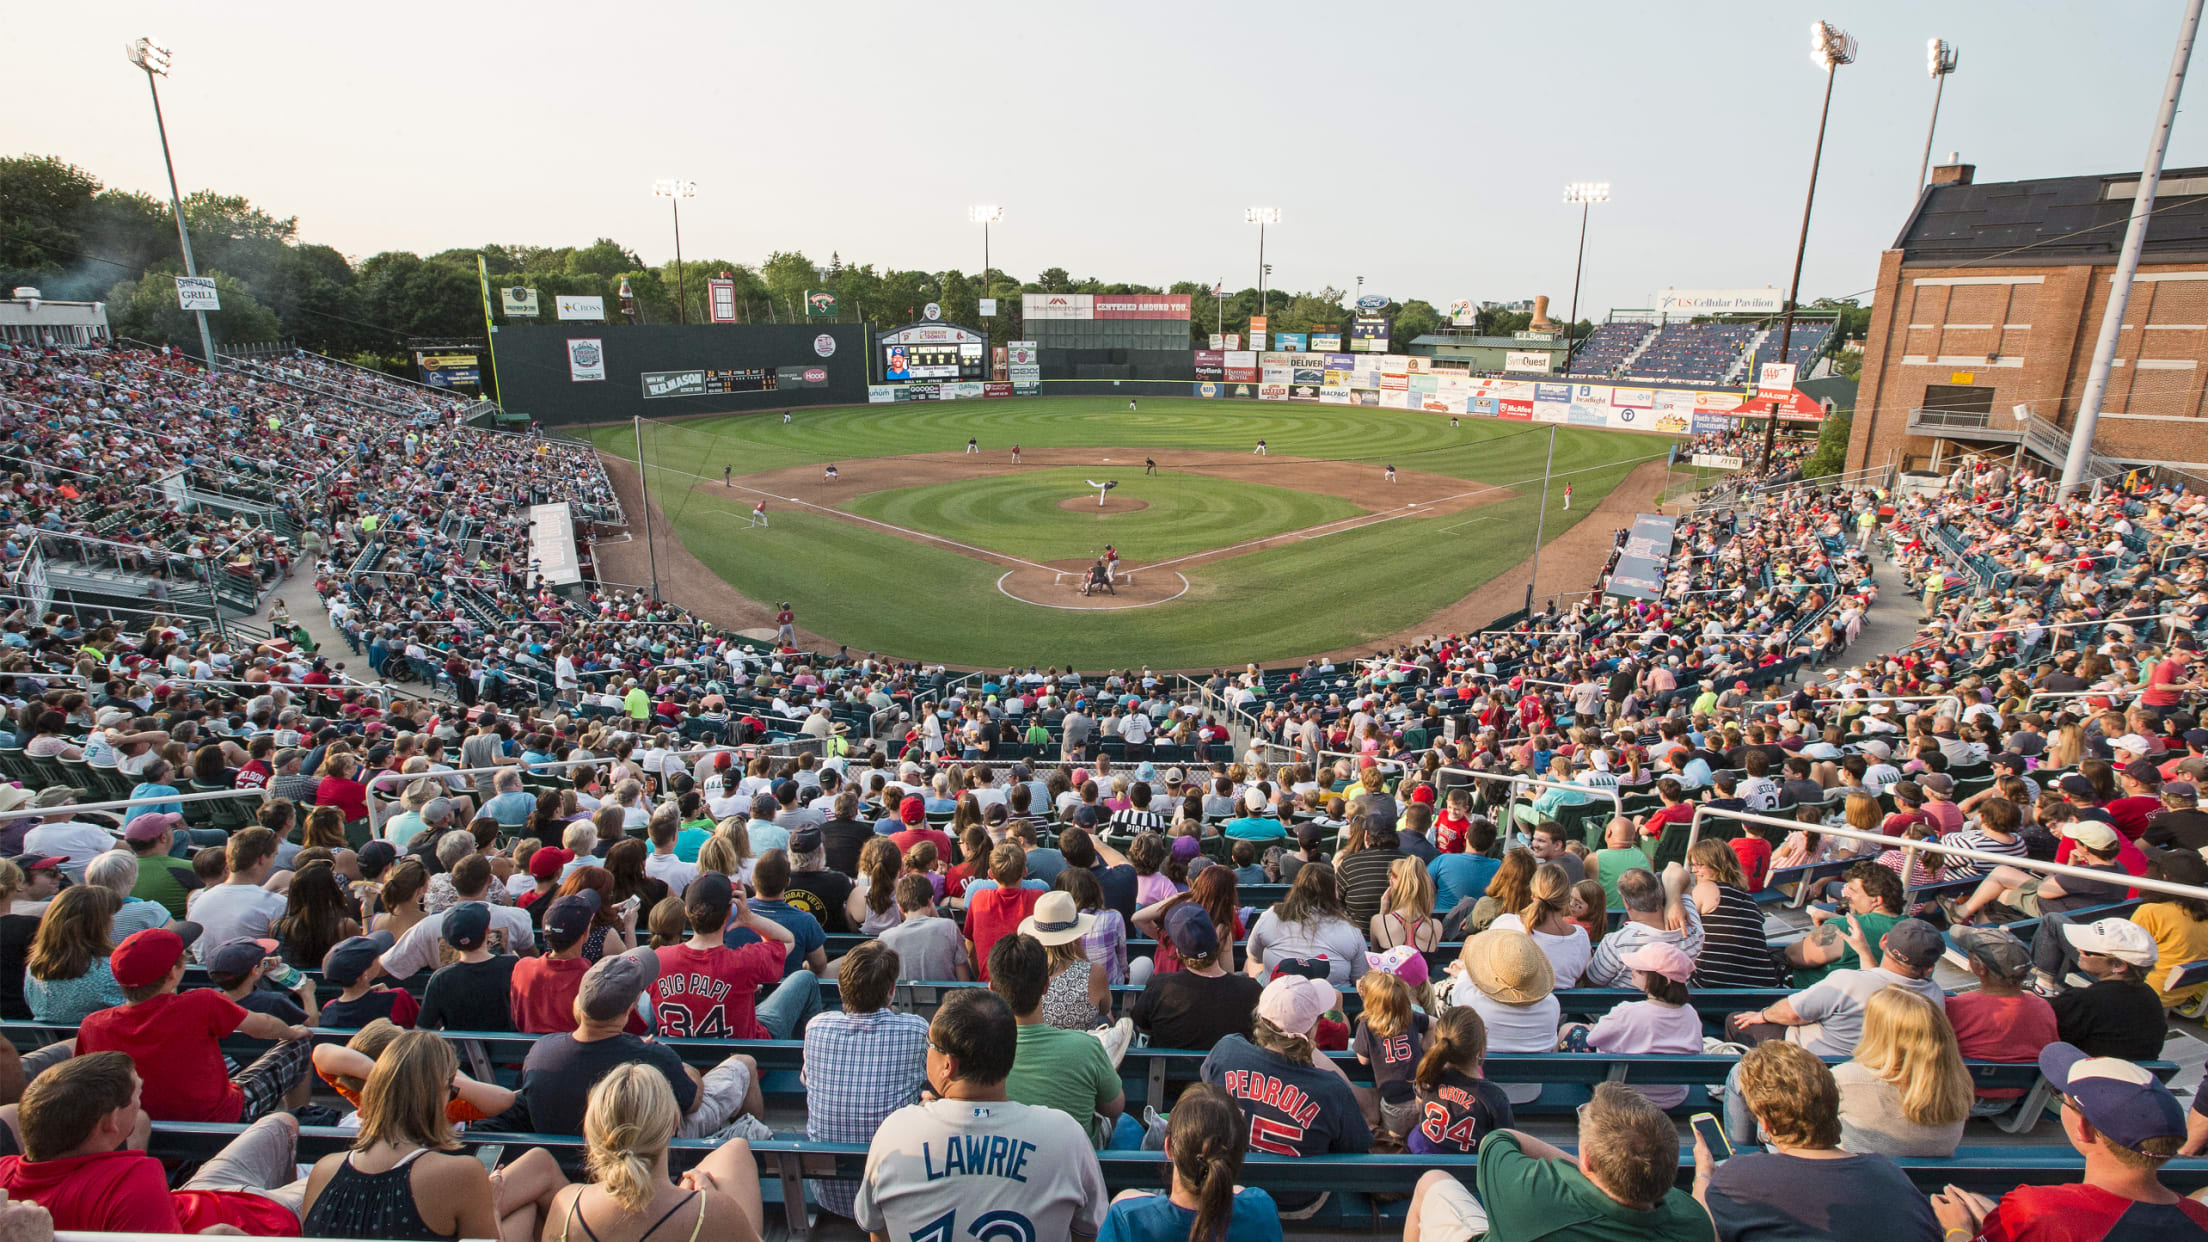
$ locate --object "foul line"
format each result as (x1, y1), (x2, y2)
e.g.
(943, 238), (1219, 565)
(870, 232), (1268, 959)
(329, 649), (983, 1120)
(1124, 451), (1674, 576)
(632, 460), (1058, 573)
(996, 570), (1191, 610)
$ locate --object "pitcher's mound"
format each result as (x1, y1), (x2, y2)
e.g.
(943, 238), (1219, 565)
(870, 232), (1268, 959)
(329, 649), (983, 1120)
(996, 564), (1190, 610)
(1056, 495), (1150, 515)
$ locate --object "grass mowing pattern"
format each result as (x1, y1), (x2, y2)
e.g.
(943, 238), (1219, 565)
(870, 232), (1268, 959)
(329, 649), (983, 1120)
(840, 467), (1364, 563)
(585, 399), (1664, 666)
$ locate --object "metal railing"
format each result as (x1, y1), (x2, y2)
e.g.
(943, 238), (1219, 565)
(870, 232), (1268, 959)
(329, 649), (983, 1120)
(1436, 767), (1625, 835)
(1679, 804), (2208, 907)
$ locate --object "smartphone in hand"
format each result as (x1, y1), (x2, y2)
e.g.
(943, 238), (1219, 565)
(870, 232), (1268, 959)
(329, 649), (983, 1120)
(1690, 1112), (1733, 1164)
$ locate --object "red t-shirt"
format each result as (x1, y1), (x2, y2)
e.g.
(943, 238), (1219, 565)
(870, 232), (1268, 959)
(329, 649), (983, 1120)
(964, 886), (1041, 980)
(1643, 803), (1695, 841)
(2143, 658), (2189, 709)
(891, 827), (955, 858)
(1976, 1182), (2208, 1241)
(0, 1149), (298, 1235)
(1881, 809), (1928, 838)
(76, 989), (247, 1122)
(1729, 836), (1773, 891)
(652, 940), (785, 1040)
(1433, 813), (1469, 854)
(2104, 796), (2161, 841)
(1943, 991), (2059, 1100)
(234, 761), (271, 791)
(509, 954), (590, 1034)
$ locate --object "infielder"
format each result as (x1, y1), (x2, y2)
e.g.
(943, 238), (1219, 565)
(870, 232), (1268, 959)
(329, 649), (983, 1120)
(1253, 438), (1267, 455)
(750, 500), (769, 528)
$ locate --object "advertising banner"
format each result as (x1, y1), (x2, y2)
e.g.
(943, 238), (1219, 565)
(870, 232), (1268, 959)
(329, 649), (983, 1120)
(1691, 411), (1733, 435)
(1324, 353), (1356, 371)
(566, 338), (605, 382)
(1292, 366), (1326, 386)
(1093, 294), (1191, 319)
(1350, 315), (1391, 352)
(1248, 315), (1267, 342)
(1208, 334), (1224, 350)
(1653, 288), (1784, 317)
(1356, 294), (1389, 312)
(1013, 381), (1041, 396)
(1534, 382), (1572, 405)
(174, 276), (219, 311)
(1756, 362), (1798, 402)
(1695, 390), (1743, 413)
(1312, 333), (1342, 351)
(1022, 293), (1094, 320)
(1610, 387), (1655, 408)
(706, 280), (737, 324)
(422, 367), (477, 388)
(1273, 332), (1308, 352)
(557, 296), (605, 321)
(804, 290), (838, 317)
(1448, 298), (1476, 326)
(501, 287), (541, 317)
(1607, 514), (1677, 600)
(979, 298), (997, 318)
(984, 381), (1014, 398)
(1319, 386), (1352, 404)
(775, 365), (831, 389)
(1007, 341), (1041, 384)
(1258, 382), (1291, 401)
(1192, 382), (1225, 399)
(1532, 399), (1570, 423)
(1378, 388), (1412, 410)
(1223, 350), (1257, 383)
(1691, 453), (1745, 469)
(1261, 365), (1293, 384)
(1472, 396), (1498, 416)
(1193, 350), (1225, 380)
(1223, 333), (1241, 351)
(1567, 402), (1610, 427)
(1505, 350), (1552, 373)
(1500, 398), (1535, 421)
(641, 367), (774, 398)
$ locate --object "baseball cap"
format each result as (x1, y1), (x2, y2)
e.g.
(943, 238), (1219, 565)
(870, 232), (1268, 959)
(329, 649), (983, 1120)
(1170, 835), (1201, 861)
(1879, 918), (1945, 970)
(442, 902), (492, 951)
(1163, 905), (1218, 959)
(10, 854), (63, 875)
(1163, 767), (1186, 784)
(577, 947), (661, 1022)
(2059, 819), (2122, 852)
(1918, 772), (1955, 797)
(1618, 942), (1695, 983)
(1072, 804), (1100, 827)
(322, 931), (396, 987)
(544, 891), (601, 948)
(1256, 974), (1335, 1035)
(29, 787), (73, 809)
(356, 840), (398, 875)
(2057, 774), (2099, 800)
(2185, 728), (2208, 750)
(203, 937), (278, 984)
(1952, 927), (2034, 983)
(1857, 738), (1891, 758)
(1990, 752), (2027, 771)
(1242, 787), (1267, 812)
(122, 812), (184, 843)
(686, 870), (734, 917)
(2038, 1042), (2186, 1148)
(2165, 781), (2199, 800)
(899, 797), (925, 825)
(1366, 944), (1431, 989)
(2124, 759), (2162, 784)
(110, 924), (202, 989)
(528, 846), (575, 879)
(772, 779), (799, 803)
(788, 825), (823, 855)
(2062, 917), (2159, 968)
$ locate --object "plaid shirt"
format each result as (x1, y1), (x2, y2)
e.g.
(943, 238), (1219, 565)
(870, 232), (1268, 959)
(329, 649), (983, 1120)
(802, 1007), (929, 1219)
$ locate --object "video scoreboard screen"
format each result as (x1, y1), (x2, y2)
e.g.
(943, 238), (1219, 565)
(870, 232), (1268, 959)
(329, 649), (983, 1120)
(640, 367), (771, 399)
(883, 341), (986, 382)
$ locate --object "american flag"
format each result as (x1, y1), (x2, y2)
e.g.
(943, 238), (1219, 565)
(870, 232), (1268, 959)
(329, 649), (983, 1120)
(1211, 283), (1224, 297)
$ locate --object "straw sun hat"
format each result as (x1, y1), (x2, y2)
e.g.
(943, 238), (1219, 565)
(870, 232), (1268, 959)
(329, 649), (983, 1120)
(1461, 929), (1556, 1005)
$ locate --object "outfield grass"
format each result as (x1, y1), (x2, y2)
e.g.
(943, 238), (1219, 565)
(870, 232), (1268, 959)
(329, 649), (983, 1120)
(840, 467), (1363, 563)
(585, 398), (1664, 666)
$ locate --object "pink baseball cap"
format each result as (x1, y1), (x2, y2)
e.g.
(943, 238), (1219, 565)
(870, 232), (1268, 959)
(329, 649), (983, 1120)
(1257, 974), (1335, 1035)
(1618, 942), (1695, 983)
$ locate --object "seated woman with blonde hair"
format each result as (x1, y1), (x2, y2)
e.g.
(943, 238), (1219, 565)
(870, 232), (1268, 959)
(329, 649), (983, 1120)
(299, 1029), (501, 1241)
(498, 1061), (764, 1242)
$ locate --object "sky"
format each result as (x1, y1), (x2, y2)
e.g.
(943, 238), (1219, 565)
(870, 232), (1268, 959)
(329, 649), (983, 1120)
(8, 1), (2206, 316)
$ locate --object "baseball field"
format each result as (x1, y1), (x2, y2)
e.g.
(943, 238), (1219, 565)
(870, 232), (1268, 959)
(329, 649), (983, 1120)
(583, 398), (1672, 669)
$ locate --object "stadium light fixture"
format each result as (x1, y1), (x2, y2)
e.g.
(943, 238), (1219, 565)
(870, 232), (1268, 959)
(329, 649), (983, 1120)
(653, 179), (697, 323)
(1245, 207), (1280, 314)
(1762, 21), (1858, 473)
(969, 205), (1002, 291)
(1559, 183), (1610, 372)
(1917, 39), (1962, 195)
(123, 35), (216, 370)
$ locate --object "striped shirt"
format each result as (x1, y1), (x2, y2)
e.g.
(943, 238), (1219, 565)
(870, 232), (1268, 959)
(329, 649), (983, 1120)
(1690, 883), (1784, 988)
(1936, 828), (2029, 878)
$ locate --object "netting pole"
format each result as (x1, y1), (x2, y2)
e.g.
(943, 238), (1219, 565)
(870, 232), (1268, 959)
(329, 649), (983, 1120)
(635, 416), (661, 599)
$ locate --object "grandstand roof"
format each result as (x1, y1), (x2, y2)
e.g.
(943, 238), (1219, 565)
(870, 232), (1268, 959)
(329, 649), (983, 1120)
(1896, 165), (2208, 266)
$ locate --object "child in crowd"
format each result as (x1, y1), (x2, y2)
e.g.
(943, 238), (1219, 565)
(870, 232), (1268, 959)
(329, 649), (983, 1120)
(1351, 962), (1429, 1138)
(1404, 1008), (1512, 1155)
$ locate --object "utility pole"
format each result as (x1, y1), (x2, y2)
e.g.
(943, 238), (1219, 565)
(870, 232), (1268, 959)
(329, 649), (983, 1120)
(125, 39), (217, 368)
(1762, 22), (1857, 474)
(2061, 0), (2201, 497)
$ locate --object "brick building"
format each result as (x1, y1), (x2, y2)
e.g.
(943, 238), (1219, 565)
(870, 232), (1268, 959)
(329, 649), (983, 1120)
(1848, 160), (2208, 477)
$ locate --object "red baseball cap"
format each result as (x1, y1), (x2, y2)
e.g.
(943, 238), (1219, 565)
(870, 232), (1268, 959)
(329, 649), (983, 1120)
(111, 925), (202, 989)
(528, 847), (575, 879)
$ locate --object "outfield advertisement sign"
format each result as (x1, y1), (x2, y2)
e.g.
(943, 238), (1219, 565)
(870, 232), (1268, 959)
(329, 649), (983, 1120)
(501, 287), (540, 317)
(1259, 383), (1291, 401)
(1023, 293), (1190, 320)
(1273, 332), (1308, 352)
(1312, 334), (1342, 351)
(557, 296), (605, 321)
(566, 338), (605, 382)
(1193, 350), (1225, 380)
(641, 367), (776, 398)
(1223, 350), (1258, 383)
(1654, 288), (1784, 317)
(1007, 341), (1040, 384)
(1691, 453), (1746, 469)
(1350, 315), (1391, 352)
(871, 381), (1026, 403)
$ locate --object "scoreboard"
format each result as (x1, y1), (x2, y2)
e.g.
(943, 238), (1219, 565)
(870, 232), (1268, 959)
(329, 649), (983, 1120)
(640, 367), (771, 398)
(879, 323), (990, 383)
